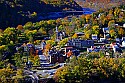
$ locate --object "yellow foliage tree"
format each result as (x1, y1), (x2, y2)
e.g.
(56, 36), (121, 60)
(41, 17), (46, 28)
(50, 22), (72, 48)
(72, 33), (78, 39)
(16, 25), (23, 30)
(0, 64), (14, 83)
(92, 25), (99, 34)
(108, 20), (115, 27)
(109, 29), (117, 38)
(84, 30), (91, 39)
(38, 27), (47, 35)
(46, 40), (56, 47)
(118, 28), (124, 36)
(44, 44), (51, 56)
(85, 15), (91, 23)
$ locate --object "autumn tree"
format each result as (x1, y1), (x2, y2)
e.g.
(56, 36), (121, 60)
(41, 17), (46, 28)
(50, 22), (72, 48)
(92, 25), (99, 34)
(12, 53), (23, 67)
(58, 38), (69, 48)
(16, 25), (23, 30)
(54, 57), (125, 83)
(108, 20), (115, 28)
(38, 27), (47, 35)
(44, 44), (51, 56)
(3, 27), (17, 43)
(24, 30), (37, 43)
(46, 40), (56, 47)
(118, 27), (124, 37)
(72, 33), (78, 39)
(0, 64), (14, 83)
(0, 45), (8, 60)
(23, 22), (33, 30)
(85, 14), (91, 23)
(109, 29), (117, 38)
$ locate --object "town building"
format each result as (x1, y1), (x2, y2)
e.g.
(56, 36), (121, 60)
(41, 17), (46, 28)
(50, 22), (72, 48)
(66, 39), (94, 48)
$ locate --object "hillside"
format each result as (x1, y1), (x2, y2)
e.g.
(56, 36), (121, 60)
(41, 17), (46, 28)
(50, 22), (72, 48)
(75, 0), (125, 10)
(0, 0), (82, 29)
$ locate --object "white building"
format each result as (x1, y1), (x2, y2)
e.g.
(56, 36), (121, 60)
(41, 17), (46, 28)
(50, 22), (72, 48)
(122, 41), (125, 47)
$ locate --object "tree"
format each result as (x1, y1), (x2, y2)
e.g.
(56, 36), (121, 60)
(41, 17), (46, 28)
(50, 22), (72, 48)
(16, 25), (23, 30)
(0, 45), (8, 60)
(118, 27), (124, 36)
(56, 18), (62, 25)
(38, 27), (47, 35)
(46, 40), (56, 47)
(65, 26), (74, 36)
(12, 53), (23, 67)
(85, 14), (91, 23)
(0, 64), (14, 83)
(54, 57), (125, 83)
(109, 29), (117, 38)
(108, 20), (115, 28)
(84, 30), (91, 39)
(44, 44), (51, 56)
(92, 25), (99, 34)
(114, 7), (121, 17)
(58, 38), (69, 48)
(23, 22), (33, 30)
(25, 30), (37, 43)
(72, 33), (78, 39)
(3, 27), (17, 43)
(12, 69), (25, 83)
(29, 55), (40, 66)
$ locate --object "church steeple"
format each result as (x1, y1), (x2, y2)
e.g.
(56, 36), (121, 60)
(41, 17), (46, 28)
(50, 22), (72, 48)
(56, 26), (59, 42)
(56, 26), (58, 33)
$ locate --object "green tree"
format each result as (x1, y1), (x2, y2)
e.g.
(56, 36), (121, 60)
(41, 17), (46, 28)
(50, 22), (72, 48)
(0, 64), (14, 83)
(12, 53), (23, 67)
(12, 69), (25, 83)
(58, 38), (69, 48)
(3, 27), (17, 43)
(46, 40), (56, 47)
(54, 57), (125, 83)
(0, 45), (8, 61)
(38, 27), (47, 35)
(24, 30), (37, 43)
(23, 22), (33, 30)
(92, 25), (99, 34)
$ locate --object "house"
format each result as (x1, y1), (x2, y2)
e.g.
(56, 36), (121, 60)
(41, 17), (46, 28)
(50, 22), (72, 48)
(40, 40), (46, 50)
(99, 38), (106, 42)
(103, 27), (109, 33)
(76, 32), (84, 37)
(123, 23), (125, 28)
(122, 40), (125, 47)
(92, 34), (98, 40)
(48, 49), (66, 64)
(116, 38), (121, 43)
(103, 27), (110, 38)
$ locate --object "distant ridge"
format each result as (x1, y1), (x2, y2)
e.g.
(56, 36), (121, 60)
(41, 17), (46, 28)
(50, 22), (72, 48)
(74, 0), (125, 10)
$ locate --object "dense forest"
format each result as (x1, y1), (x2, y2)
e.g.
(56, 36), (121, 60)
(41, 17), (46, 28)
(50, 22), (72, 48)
(0, 0), (82, 29)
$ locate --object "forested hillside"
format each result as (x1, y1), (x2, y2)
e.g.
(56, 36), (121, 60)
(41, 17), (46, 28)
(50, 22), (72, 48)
(0, 0), (82, 29)
(75, 0), (125, 10)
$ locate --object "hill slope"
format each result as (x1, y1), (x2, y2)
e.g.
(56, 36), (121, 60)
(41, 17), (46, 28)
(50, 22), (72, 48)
(75, 0), (125, 10)
(0, 0), (82, 29)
